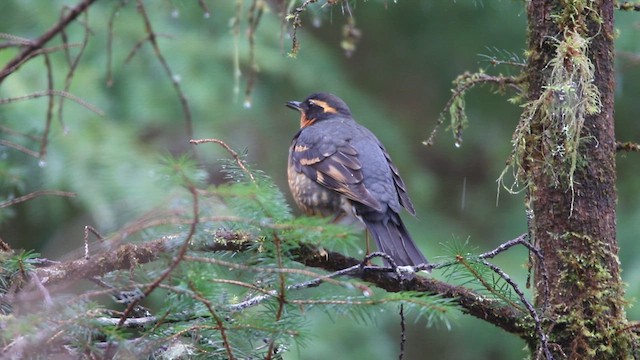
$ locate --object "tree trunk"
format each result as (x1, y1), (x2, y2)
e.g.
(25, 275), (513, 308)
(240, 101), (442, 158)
(526, 0), (633, 358)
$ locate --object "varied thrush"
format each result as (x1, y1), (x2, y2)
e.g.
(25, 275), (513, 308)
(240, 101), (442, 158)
(286, 93), (428, 266)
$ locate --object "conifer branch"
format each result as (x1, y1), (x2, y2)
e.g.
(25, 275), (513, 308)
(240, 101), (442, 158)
(27, 232), (527, 338)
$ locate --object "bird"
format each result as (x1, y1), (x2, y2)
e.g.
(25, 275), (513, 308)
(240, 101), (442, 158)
(285, 92), (428, 267)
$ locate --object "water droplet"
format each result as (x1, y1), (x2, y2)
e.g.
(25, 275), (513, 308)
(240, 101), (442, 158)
(203, 12), (210, 19)
(173, 74), (181, 83)
(312, 17), (322, 28)
(243, 100), (252, 109)
(363, 290), (371, 297)
(454, 141), (461, 148)
(38, 159), (47, 168)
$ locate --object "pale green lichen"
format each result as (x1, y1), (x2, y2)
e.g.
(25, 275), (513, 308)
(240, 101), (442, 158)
(499, 30), (601, 215)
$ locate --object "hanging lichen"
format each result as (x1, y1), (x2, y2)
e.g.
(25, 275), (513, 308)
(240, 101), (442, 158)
(499, 29), (601, 213)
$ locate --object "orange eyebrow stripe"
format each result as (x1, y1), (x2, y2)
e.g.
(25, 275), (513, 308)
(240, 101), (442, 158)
(309, 100), (337, 114)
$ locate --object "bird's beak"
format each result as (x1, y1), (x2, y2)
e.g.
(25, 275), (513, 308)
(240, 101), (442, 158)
(286, 101), (303, 111)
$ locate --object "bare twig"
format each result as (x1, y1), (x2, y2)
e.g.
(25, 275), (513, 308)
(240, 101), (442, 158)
(0, 0), (97, 83)
(117, 183), (199, 327)
(399, 304), (406, 360)
(0, 90), (104, 116)
(424, 72), (522, 147)
(94, 315), (157, 327)
(265, 231), (286, 359)
(58, 10), (91, 131)
(244, 0), (265, 106)
(479, 234), (550, 311)
(616, 141), (640, 152)
(616, 1), (640, 11)
(190, 138), (256, 182)
(106, 0), (130, 86)
(0, 33), (33, 46)
(0, 125), (41, 141)
(135, 0), (193, 141)
(83, 226), (103, 259)
(457, 256), (526, 313)
(187, 283), (236, 360)
(287, 0), (320, 56)
(30, 272), (53, 307)
(0, 140), (40, 158)
(0, 190), (76, 208)
(197, 0), (211, 16)
(481, 260), (553, 360)
(40, 54), (54, 161)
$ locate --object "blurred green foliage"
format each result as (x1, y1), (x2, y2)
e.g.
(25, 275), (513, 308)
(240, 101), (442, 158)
(1, 1), (639, 359)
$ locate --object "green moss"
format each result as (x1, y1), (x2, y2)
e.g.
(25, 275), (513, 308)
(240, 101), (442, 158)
(502, 27), (601, 213)
(546, 232), (634, 358)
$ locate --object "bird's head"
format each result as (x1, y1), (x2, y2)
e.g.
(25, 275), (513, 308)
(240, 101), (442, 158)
(286, 93), (352, 128)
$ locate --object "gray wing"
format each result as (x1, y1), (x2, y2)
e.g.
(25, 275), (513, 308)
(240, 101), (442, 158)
(291, 129), (383, 212)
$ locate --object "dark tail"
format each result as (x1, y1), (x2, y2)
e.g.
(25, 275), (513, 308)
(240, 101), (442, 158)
(364, 212), (428, 267)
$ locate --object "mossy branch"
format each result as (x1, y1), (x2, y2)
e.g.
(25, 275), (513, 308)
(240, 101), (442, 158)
(425, 71), (523, 147)
(22, 232), (529, 339)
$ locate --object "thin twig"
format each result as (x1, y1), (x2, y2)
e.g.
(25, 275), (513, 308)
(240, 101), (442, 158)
(424, 73), (522, 147)
(94, 316), (157, 327)
(40, 54), (54, 161)
(190, 138), (256, 182)
(227, 262), (373, 312)
(0, 190), (76, 208)
(0, 90), (104, 115)
(58, 9), (91, 131)
(30, 272), (53, 307)
(616, 141), (640, 152)
(197, 0), (211, 16)
(106, 0), (130, 87)
(481, 259), (553, 360)
(287, 0), (320, 56)
(479, 234), (550, 311)
(457, 256), (526, 313)
(399, 304), (406, 360)
(135, 0), (193, 141)
(0, 125), (41, 141)
(616, 1), (640, 11)
(0, 32), (33, 45)
(265, 231), (285, 360)
(59, 5), (73, 66)
(117, 184), (199, 327)
(0, 140), (39, 158)
(244, 0), (264, 106)
(83, 225), (103, 259)
(0, 0), (97, 83)
(187, 283), (236, 360)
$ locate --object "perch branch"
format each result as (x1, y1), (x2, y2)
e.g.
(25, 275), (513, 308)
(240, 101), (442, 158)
(30, 233), (527, 338)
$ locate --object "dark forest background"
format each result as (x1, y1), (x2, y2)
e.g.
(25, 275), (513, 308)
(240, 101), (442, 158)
(1, 1), (639, 359)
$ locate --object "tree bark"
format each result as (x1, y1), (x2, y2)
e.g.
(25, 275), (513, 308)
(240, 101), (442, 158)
(526, 0), (633, 358)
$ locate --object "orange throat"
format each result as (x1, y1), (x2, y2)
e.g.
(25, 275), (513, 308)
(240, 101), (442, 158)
(300, 114), (316, 128)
